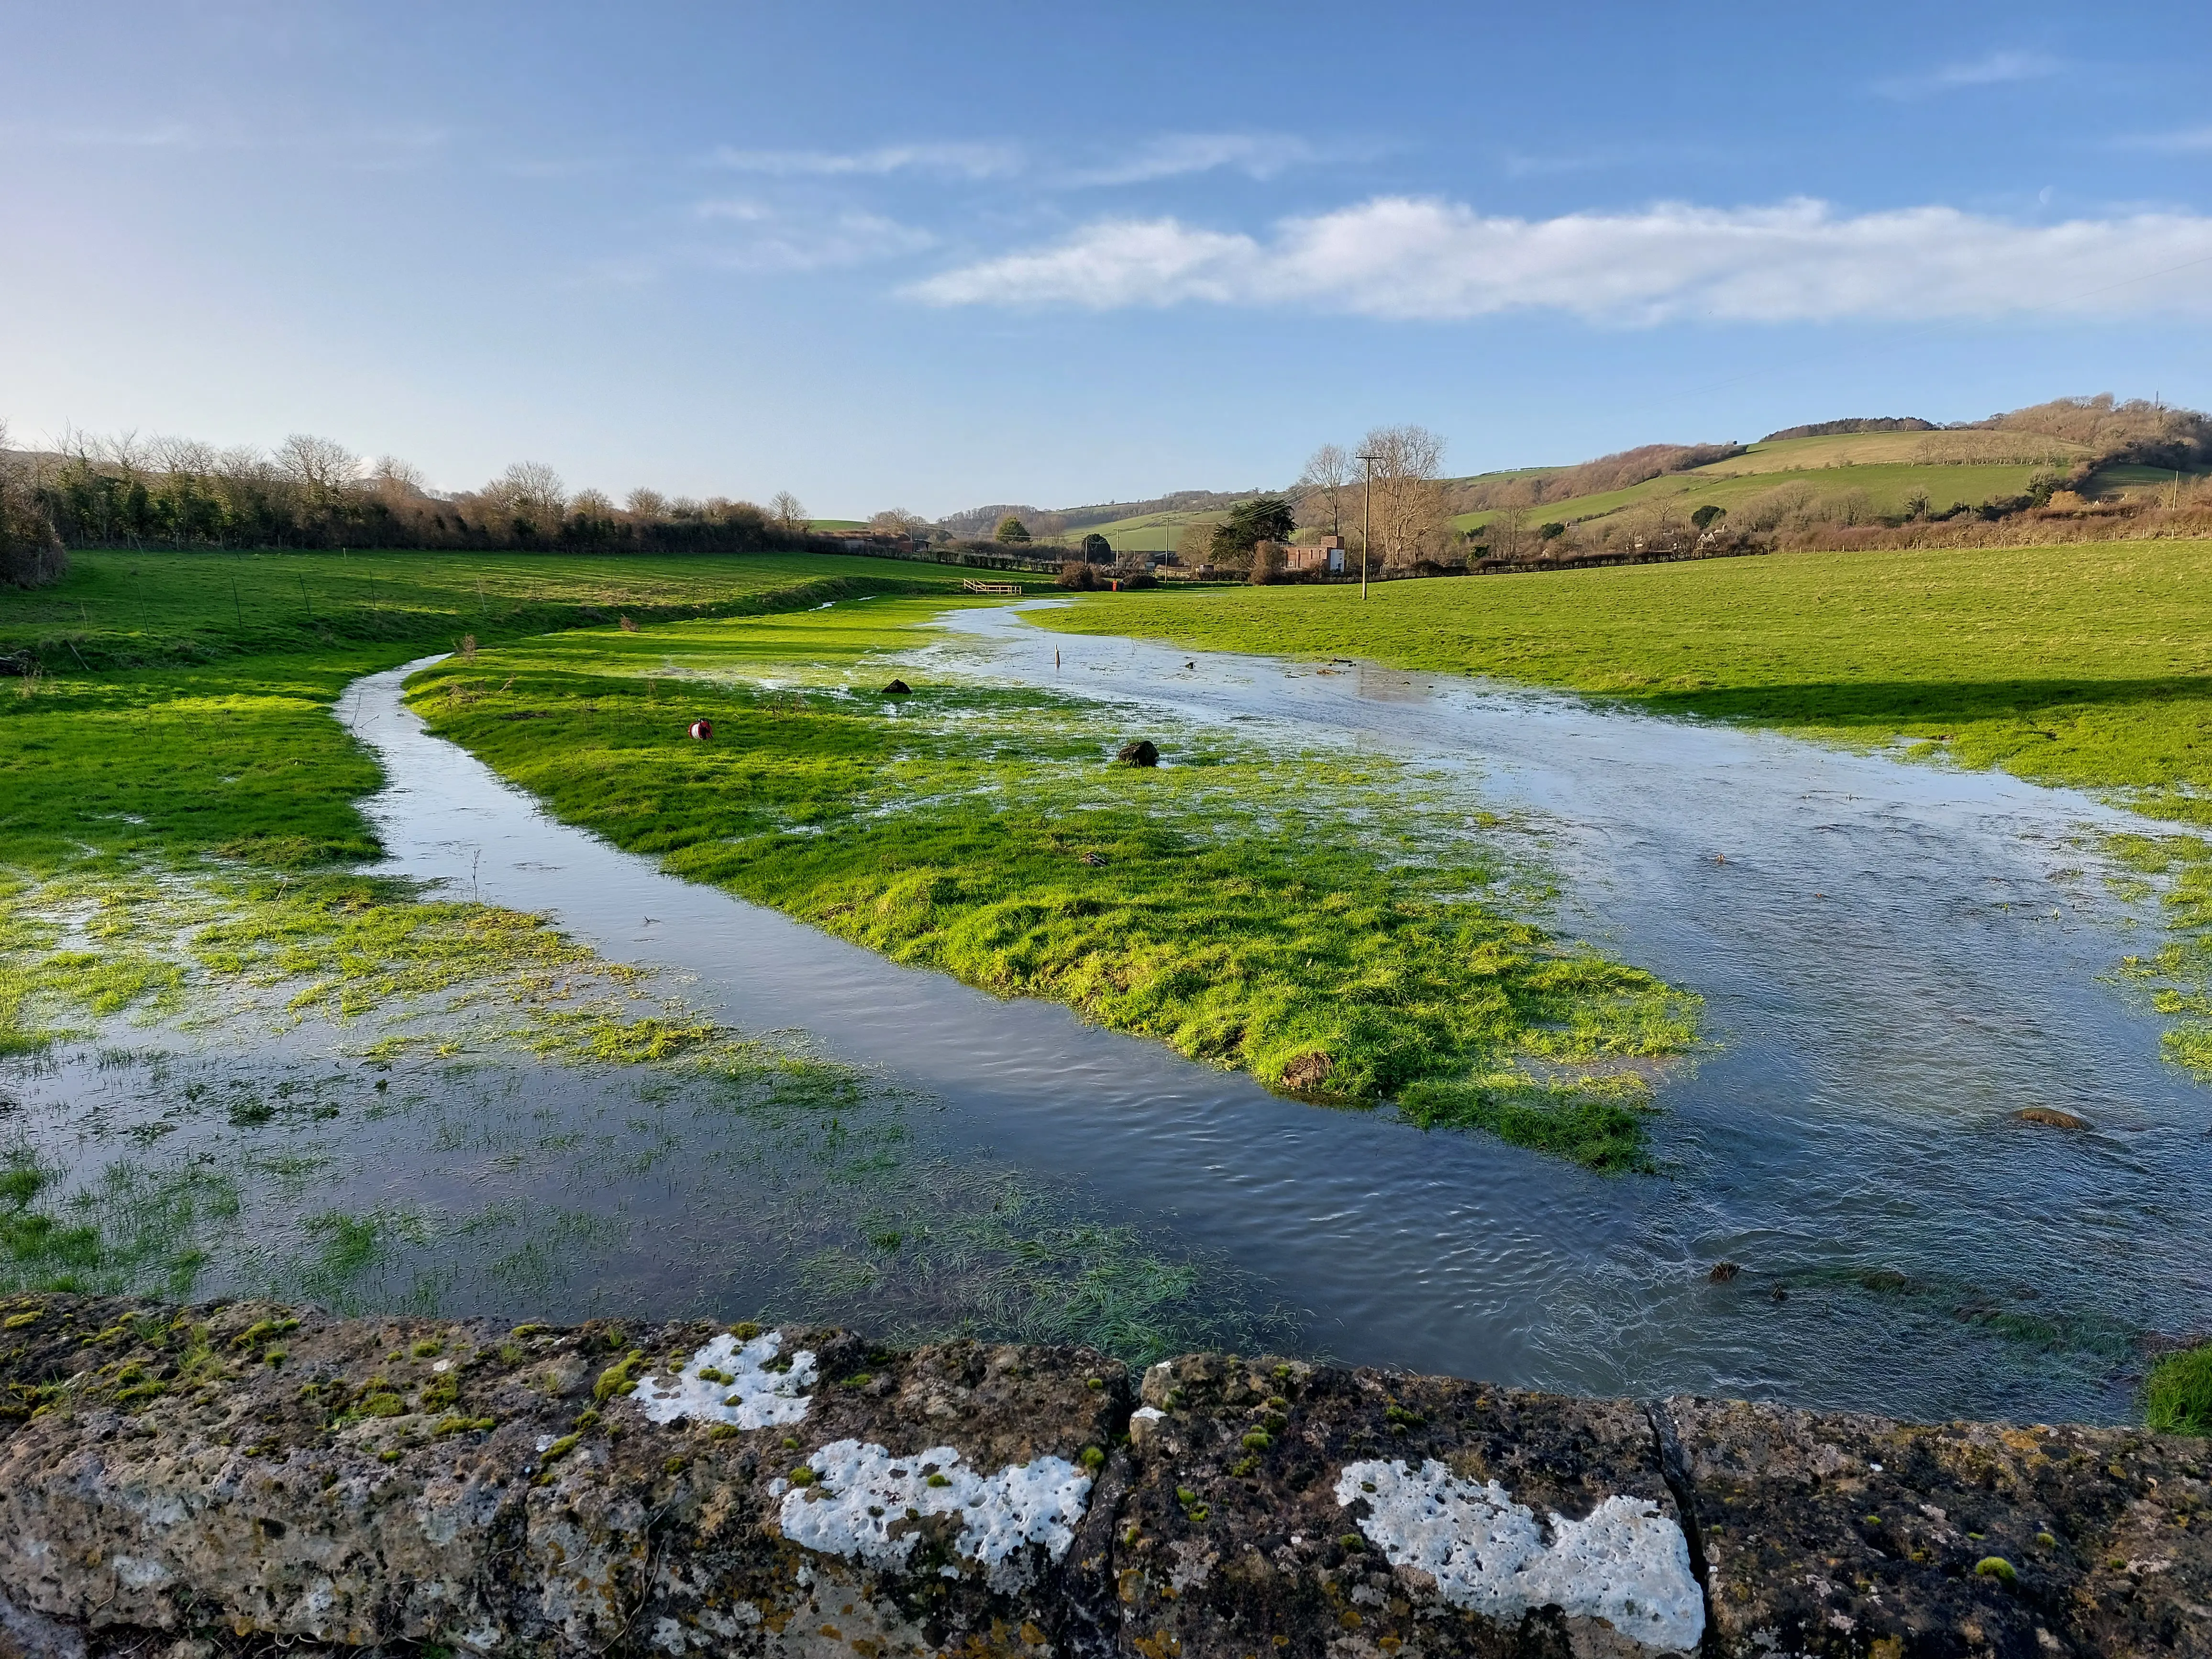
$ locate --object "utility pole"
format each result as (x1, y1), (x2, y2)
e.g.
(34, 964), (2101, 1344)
(1356, 450), (1380, 600)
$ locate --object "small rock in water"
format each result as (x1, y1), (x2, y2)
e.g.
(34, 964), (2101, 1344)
(1708, 1261), (1741, 1283)
(1770, 1285), (1790, 1303)
(1116, 739), (1160, 767)
(2013, 1106), (2093, 1131)
(881, 679), (912, 696)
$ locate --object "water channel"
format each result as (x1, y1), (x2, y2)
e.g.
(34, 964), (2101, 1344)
(11, 599), (2208, 1423)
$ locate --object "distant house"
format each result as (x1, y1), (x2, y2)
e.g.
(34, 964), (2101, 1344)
(1280, 535), (1347, 575)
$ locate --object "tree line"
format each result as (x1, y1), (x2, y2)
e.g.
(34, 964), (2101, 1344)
(0, 420), (849, 587)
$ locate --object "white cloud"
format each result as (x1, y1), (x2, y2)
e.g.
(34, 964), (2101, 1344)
(695, 202), (934, 271)
(706, 141), (1022, 179)
(1065, 132), (1320, 186)
(1875, 49), (2059, 98)
(907, 194), (2212, 322)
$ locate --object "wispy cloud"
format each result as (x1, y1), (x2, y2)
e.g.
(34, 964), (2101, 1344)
(2110, 124), (2212, 153)
(1064, 132), (1323, 186)
(706, 141), (1022, 179)
(1875, 49), (2059, 98)
(907, 195), (2212, 322)
(694, 200), (934, 270)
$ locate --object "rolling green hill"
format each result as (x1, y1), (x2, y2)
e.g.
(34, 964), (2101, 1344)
(946, 398), (2209, 554)
(1449, 431), (2102, 535)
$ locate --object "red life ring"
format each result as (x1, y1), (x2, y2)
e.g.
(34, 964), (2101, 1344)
(688, 719), (713, 740)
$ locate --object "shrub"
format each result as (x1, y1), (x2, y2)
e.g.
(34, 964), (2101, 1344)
(1056, 560), (1096, 590)
(995, 516), (1031, 543)
(0, 462), (66, 590)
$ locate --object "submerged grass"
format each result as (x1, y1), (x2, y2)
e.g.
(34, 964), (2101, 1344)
(410, 599), (1699, 1169)
(2108, 833), (2212, 1080)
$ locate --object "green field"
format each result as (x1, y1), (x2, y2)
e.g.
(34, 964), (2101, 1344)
(1452, 432), (2086, 533)
(1047, 507), (1239, 554)
(0, 550), (1016, 1026)
(1039, 536), (2212, 1079)
(1042, 537), (2212, 804)
(0, 546), (996, 675)
(408, 600), (1696, 1167)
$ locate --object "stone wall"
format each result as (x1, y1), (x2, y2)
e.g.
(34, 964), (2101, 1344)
(0, 1295), (2203, 1659)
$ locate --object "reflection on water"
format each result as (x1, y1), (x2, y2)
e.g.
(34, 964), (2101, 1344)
(16, 609), (2203, 1423)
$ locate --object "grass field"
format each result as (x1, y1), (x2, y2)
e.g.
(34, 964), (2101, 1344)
(1046, 507), (1233, 554)
(1043, 539), (2212, 803)
(0, 546), (997, 675)
(1450, 431), (2101, 533)
(1039, 536), (2212, 1078)
(1453, 452), (2064, 534)
(408, 600), (1698, 1167)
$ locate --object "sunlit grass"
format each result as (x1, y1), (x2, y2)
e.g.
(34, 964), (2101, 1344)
(1040, 539), (2212, 1077)
(410, 599), (1699, 1168)
(1039, 538), (2212, 810)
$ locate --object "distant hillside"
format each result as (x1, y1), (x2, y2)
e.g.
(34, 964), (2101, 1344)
(937, 487), (1264, 544)
(935, 395), (2212, 560)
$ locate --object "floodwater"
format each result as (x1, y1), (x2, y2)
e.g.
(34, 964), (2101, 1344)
(13, 600), (2208, 1421)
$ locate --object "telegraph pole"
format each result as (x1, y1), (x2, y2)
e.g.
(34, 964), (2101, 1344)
(1356, 450), (1380, 600)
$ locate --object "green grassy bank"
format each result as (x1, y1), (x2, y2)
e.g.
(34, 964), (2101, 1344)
(408, 599), (1698, 1169)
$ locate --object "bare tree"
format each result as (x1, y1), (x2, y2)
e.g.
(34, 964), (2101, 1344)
(276, 433), (360, 505)
(368, 455), (428, 498)
(1296, 442), (1352, 538)
(869, 508), (928, 536)
(1484, 506), (1527, 564)
(96, 429), (152, 478)
(625, 487), (668, 520)
(769, 490), (808, 532)
(151, 434), (219, 478)
(1360, 424), (1449, 570)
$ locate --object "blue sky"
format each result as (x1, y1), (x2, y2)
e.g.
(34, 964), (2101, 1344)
(3, 0), (2209, 516)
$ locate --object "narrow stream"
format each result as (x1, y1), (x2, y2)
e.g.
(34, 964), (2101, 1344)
(314, 605), (2212, 1425)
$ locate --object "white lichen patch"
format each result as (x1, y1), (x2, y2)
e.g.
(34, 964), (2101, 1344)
(632, 1332), (817, 1430)
(1335, 1459), (1705, 1653)
(778, 1438), (1092, 1592)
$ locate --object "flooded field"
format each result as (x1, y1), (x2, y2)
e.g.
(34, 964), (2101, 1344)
(7, 603), (2207, 1423)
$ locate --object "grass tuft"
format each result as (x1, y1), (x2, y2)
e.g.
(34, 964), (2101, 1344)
(2145, 1341), (2212, 1436)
